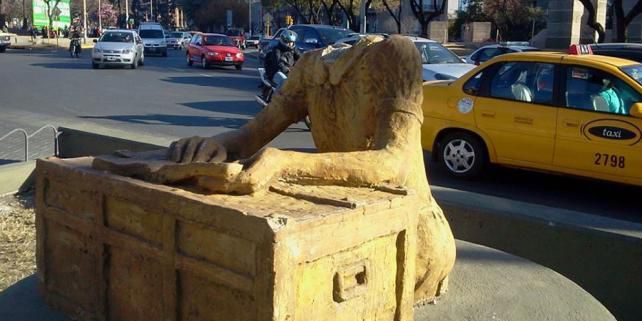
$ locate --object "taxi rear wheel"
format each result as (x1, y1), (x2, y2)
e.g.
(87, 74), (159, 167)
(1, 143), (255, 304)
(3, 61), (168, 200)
(439, 132), (487, 178)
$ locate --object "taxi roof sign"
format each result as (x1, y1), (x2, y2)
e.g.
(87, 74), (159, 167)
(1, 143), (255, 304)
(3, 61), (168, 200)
(568, 44), (593, 55)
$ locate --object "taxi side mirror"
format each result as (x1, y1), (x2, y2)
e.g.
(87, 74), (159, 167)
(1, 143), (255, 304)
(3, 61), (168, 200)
(630, 102), (642, 118)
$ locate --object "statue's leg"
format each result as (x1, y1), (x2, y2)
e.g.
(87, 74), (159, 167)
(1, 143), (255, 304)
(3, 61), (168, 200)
(414, 198), (456, 305)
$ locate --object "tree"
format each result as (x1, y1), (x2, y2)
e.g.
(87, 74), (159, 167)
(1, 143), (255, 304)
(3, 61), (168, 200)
(578, 0), (606, 43)
(613, 0), (642, 42)
(336, 0), (361, 31)
(42, 0), (63, 35)
(450, 0), (488, 40)
(380, 0), (401, 33)
(320, 0), (340, 25)
(484, 0), (539, 41)
(409, 0), (447, 38)
(92, 2), (118, 27)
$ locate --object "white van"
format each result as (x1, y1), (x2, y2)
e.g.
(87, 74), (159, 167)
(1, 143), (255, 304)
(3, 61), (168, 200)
(138, 22), (167, 57)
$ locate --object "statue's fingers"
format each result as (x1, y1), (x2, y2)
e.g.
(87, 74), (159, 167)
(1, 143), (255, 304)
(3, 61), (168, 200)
(207, 142), (228, 163)
(169, 138), (188, 163)
(192, 140), (215, 163)
(180, 137), (203, 163)
(166, 141), (177, 160)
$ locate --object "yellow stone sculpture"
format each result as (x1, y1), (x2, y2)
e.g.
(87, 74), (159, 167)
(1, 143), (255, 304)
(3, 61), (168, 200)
(167, 35), (456, 304)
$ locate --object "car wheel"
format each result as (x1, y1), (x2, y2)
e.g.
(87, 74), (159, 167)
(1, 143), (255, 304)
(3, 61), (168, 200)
(162, 50), (167, 57)
(438, 132), (487, 178)
(186, 54), (192, 66)
(131, 56), (138, 69)
(235, 64), (242, 71)
(92, 62), (98, 69)
(201, 56), (208, 69)
(139, 54), (144, 66)
(0, 47), (6, 53)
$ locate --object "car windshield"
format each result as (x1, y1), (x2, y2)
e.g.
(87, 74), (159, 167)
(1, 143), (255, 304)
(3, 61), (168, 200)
(203, 36), (234, 46)
(139, 29), (163, 39)
(317, 28), (352, 44)
(620, 64), (642, 85)
(415, 42), (462, 64)
(100, 32), (133, 43)
(226, 29), (242, 36)
(170, 32), (182, 38)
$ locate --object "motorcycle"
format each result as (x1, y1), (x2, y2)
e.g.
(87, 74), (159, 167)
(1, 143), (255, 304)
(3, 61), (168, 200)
(255, 67), (311, 130)
(69, 38), (81, 58)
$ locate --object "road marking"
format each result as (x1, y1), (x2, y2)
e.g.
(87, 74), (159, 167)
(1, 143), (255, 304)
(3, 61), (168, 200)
(200, 73), (212, 77)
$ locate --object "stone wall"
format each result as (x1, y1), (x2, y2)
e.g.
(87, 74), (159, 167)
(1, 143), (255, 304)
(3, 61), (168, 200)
(461, 22), (491, 43)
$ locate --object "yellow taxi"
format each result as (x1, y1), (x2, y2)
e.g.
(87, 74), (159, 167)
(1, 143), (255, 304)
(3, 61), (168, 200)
(421, 47), (642, 187)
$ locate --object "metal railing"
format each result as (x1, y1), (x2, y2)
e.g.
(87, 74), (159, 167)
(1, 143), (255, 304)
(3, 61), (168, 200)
(0, 125), (60, 162)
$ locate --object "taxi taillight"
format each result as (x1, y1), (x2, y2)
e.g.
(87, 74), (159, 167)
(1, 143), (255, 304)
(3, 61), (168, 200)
(568, 44), (593, 55)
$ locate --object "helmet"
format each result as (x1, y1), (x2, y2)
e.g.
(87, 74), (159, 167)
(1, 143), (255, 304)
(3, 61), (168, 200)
(279, 30), (297, 47)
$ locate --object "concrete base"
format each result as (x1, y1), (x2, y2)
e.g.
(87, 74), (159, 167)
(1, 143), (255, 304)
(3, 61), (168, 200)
(416, 241), (614, 321)
(0, 241), (614, 321)
(0, 161), (35, 196)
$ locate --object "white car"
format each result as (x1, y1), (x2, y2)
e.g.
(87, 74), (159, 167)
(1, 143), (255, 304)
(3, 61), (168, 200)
(407, 36), (475, 81)
(138, 22), (167, 57)
(335, 34), (475, 81)
(465, 42), (539, 65)
(92, 30), (144, 69)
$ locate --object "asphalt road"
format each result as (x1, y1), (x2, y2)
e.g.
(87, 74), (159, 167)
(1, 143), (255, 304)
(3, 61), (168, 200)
(1, 47), (640, 223)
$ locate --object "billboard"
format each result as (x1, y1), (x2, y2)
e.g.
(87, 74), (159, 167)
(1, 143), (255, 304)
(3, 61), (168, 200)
(33, 0), (71, 28)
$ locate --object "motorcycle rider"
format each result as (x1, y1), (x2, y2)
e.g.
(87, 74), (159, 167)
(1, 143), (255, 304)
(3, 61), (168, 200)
(68, 18), (83, 55)
(261, 30), (301, 98)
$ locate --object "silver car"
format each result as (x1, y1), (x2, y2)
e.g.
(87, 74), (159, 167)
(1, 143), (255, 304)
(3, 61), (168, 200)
(92, 30), (144, 69)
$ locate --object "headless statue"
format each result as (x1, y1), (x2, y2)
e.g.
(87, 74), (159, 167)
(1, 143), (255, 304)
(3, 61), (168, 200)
(167, 35), (456, 304)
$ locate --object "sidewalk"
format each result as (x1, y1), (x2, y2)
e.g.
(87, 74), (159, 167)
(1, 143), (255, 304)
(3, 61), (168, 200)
(9, 35), (95, 50)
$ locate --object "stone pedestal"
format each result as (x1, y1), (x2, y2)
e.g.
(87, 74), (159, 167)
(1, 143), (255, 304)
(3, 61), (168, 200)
(35, 156), (419, 321)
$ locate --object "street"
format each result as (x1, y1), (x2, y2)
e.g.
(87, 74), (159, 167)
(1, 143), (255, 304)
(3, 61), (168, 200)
(1, 47), (641, 223)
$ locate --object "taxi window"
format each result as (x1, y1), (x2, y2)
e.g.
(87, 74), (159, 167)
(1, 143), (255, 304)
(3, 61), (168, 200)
(463, 71), (484, 95)
(488, 62), (554, 104)
(564, 66), (642, 115)
(620, 64), (642, 84)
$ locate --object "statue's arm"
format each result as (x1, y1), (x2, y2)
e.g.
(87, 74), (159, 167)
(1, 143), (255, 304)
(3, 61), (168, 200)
(168, 65), (307, 163)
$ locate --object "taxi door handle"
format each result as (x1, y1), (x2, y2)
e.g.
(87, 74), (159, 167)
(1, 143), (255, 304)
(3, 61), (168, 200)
(481, 111), (496, 118)
(563, 119), (580, 127)
(514, 116), (533, 124)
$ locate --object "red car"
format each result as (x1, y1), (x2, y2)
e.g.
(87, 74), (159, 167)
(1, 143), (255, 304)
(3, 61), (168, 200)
(225, 28), (246, 49)
(186, 33), (244, 70)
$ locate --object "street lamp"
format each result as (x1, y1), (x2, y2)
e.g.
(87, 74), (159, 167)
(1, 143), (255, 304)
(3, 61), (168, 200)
(83, 0), (88, 41)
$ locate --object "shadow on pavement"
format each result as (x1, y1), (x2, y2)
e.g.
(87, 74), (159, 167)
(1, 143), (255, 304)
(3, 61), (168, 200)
(181, 100), (261, 117)
(79, 114), (250, 129)
(162, 75), (259, 92)
(0, 159), (21, 165)
(0, 275), (72, 321)
(30, 61), (90, 70)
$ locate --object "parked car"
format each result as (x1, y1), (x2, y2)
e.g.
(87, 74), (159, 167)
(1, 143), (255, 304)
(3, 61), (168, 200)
(186, 33), (244, 70)
(590, 43), (642, 62)
(138, 22), (167, 57)
(336, 34), (475, 81)
(91, 29), (144, 69)
(0, 32), (13, 52)
(225, 28), (246, 49)
(421, 49), (642, 187)
(466, 42), (539, 65)
(258, 24), (353, 64)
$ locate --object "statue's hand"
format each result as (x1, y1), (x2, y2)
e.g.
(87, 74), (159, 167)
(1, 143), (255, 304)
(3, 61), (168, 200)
(233, 147), (287, 194)
(167, 136), (227, 163)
